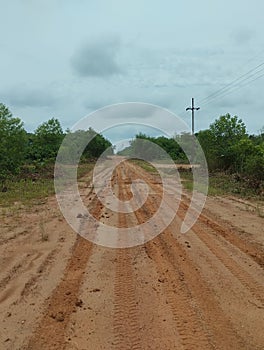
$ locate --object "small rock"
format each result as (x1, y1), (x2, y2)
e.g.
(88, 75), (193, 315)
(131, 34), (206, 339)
(75, 299), (83, 307)
(55, 312), (65, 322)
(185, 241), (191, 248)
(91, 288), (100, 293)
(76, 213), (83, 218)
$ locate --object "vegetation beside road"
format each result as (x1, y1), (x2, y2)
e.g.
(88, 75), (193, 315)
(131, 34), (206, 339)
(0, 101), (263, 204)
(0, 103), (112, 206)
(119, 113), (264, 197)
(180, 170), (263, 199)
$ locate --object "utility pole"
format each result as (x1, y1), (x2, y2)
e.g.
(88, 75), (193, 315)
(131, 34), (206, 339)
(186, 98), (200, 135)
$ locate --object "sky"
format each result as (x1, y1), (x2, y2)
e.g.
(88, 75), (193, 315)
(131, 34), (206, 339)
(1, 0), (264, 145)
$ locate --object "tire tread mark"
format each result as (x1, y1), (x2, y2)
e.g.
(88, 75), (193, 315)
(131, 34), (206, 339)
(180, 198), (264, 268)
(158, 230), (248, 350)
(126, 163), (213, 350)
(113, 165), (142, 350)
(113, 249), (141, 350)
(145, 237), (214, 350)
(178, 205), (264, 305)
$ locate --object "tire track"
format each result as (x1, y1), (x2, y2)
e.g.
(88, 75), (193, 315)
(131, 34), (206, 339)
(113, 248), (141, 350)
(0, 259), (27, 293)
(181, 198), (264, 268)
(113, 165), (142, 350)
(145, 237), (214, 350)
(156, 231), (247, 349)
(177, 204), (264, 305)
(0, 252), (41, 293)
(20, 247), (58, 298)
(125, 161), (248, 349)
(24, 180), (105, 350)
(124, 163), (213, 350)
(131, 163), (264, 305)
(133, 161), (264, 268)
(24, 237), (94, 350)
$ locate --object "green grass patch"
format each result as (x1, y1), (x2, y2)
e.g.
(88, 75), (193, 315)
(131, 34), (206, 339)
(130, 158), (263, 200)
(0, 178), (54, 207)
(180, 171), (263, 199)
(0, 162), (95, 207)
(129, 159), (158, 174)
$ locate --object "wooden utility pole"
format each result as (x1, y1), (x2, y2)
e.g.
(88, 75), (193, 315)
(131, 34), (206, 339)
(186, 98), (200, 134)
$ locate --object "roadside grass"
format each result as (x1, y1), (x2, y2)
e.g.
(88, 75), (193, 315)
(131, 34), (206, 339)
(180, 171), (263, 200)
(0, 162), (95, 207)
(130, 159), (158, 174)
(0, 179), (54, 207)
(132, 158), (263, 201)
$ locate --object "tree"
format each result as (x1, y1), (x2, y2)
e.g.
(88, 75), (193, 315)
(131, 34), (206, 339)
(196, 129), (216, 169)
(0, 103), (26, 183)
(231, 139), (264, 183)
(57, 128), (113, 164)
(83, 128), (113, 159)
(198, 114), (247, 171)
(249, 127), (264, 146)
(125, 133), (188, 162)
(243, 143), (264, 184)
(30, 118), (64, 163)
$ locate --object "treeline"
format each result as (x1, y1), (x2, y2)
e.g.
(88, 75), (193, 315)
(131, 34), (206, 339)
(197, 114), (264, 188)
(1, 101), (263, 192)
(0, 103), (113, 184)
(119, 132), (189, 163)
(119, 113), (264, 191)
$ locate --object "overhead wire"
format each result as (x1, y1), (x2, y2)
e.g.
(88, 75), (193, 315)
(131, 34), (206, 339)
(198, 61), (264, 106)
(176, 51), (264, 127)
(200, 66), (264, 107)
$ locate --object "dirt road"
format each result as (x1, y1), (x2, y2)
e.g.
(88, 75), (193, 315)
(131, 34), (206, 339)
(0, 160), (263, 349)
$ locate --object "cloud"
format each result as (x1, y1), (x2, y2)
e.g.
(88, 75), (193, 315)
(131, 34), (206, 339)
(71, 37), (123, 78)
(2, 86), (58, 108)
(231, 27), (255, 46)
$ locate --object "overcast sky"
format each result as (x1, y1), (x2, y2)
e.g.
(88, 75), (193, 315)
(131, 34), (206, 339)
(1, 0), (264, 143)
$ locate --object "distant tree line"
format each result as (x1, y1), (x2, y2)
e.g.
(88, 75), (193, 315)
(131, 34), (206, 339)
(1, 102), (263, 192)
(119, 132), (189, 163)
(0, 103), (113, 184)
(119, 113), (264, 191)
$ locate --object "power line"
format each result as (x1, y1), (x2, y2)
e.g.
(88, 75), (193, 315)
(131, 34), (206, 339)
(176, 53), (264, 130)
(200, 67), (264, 107)
(199, 62), (264, 105)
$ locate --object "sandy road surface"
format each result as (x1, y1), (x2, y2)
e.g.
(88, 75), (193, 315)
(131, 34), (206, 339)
(0, 160), (263, 349)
